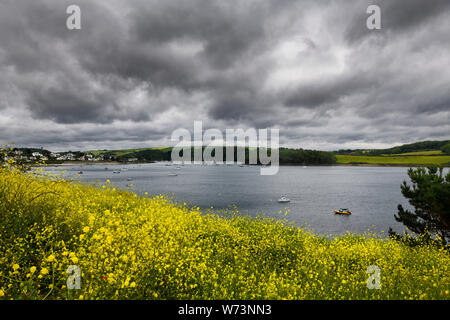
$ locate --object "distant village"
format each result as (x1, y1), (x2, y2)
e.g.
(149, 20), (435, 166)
(1, 148), (138, 164)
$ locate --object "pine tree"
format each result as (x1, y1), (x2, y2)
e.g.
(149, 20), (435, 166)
(389, 166), (450, 245)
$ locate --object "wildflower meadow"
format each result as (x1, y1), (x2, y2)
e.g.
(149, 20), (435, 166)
(0, 163), (449, 300)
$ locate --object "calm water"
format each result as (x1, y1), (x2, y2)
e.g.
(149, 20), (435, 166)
(44, 163), (416, 236)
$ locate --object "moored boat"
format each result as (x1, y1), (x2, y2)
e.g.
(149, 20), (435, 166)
(334, 208), (351, 215)
(277, 196), (290, 203)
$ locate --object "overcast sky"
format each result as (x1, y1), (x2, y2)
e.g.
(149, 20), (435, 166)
(0, 0), (449, 151)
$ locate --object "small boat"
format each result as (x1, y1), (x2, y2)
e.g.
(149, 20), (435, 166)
(113, 171), (121, 174)
(277, 196), (290, 203)
(335, 208), (351, 215)
(168, 173), (177, 176)
(126, 183), (134, 187)
(78, 171), (83, 174)
(176, 166), (181, 169)
(127, 177), (133, 181)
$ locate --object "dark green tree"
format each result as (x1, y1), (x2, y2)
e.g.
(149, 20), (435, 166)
(389, 166), (450, 246)
(441, 143), (450, 155)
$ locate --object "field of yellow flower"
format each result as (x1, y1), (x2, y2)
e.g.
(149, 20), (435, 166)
(0, 164), (449, 300)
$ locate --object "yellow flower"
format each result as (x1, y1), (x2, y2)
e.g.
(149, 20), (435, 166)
(0, 290), (4, 297)
(40, 268), (49, 275)
(82, 226), (90, 233)
(130, 282), (136, 288)
(47, 254), (55, 262)
(71, 256), (79, 264)
(79, 295), (84, 300)
(12, 264), (20, 271)
(30, 266), (37, 273)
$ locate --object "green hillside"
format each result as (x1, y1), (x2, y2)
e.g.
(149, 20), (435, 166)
(336, 140), (450, 156)
(88, 147), (337, 165)
(334, 140), (450, 166)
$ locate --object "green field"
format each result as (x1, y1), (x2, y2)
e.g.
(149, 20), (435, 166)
(388, 150), (444, 156)
(336, 154), (450, 165)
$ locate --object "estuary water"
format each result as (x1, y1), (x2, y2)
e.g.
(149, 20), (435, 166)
(44, 163), (416, 236)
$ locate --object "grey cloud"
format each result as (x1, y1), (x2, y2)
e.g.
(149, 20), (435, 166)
(284, 75), (379, 108)
(27, 87), (108, 124)
(0, 0), (449, 150)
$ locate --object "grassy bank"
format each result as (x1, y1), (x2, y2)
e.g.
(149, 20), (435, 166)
(336, 154), (450, 166)
(0, 166), (449, 300)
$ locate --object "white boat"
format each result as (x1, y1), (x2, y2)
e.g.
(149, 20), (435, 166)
(168, 173), (177, 176)
(277, 196), (290, 203)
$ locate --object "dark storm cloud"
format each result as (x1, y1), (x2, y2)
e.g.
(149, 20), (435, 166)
(129, 0), (269, 69)
(284, 74), (379, 108)
(345, 0), (450, 43)
(0, 0), (449, 150)
(28, 87), (107, 124)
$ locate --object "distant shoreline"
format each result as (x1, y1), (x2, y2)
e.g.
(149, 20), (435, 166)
(31, 161), (123, 167)
(282, 163), (449, 167)
(32, 161), (449, 168)
(332, 163), (449, 168)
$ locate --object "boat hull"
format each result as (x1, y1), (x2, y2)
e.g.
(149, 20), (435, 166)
(334, 210), (351, 215)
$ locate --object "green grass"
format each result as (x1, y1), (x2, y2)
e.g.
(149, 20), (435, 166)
(336, 155), (450, 165)
(388, 150), (444, 156)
